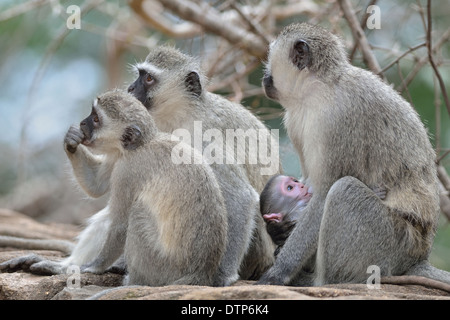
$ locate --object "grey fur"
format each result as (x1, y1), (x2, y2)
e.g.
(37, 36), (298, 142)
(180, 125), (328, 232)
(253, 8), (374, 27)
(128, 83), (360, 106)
(258, 23), (448, 286)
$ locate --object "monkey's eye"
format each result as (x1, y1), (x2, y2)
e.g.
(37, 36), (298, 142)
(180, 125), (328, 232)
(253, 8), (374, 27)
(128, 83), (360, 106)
(146, 74), (154, 83)
(293, 179), (299, 183)
(287, 185), (293, 191)
(93, 115), (99, 123)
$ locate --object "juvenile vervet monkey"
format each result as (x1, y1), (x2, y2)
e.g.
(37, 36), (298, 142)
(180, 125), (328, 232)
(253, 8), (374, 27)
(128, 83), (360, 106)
(0, 47), (277, 285)
(259, 22), (450, 286)
(68, 90), (227, 286)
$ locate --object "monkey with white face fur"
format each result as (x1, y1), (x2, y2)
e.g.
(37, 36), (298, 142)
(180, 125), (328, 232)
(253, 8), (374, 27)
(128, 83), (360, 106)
(259, 23), (450, 286)
(68, 90), (228, 286)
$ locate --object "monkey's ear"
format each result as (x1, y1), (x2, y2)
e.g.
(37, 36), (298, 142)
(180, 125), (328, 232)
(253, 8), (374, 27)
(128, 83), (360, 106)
(290, 40), (311, 70)
(185, 71), (202, 97)
(121, 125), (143, 150)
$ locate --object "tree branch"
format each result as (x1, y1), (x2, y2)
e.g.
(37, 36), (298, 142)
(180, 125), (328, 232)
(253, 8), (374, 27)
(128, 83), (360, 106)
(338, 0), (384, 78)
(149, 0), (269, 59)
(426, 0), (450, 116)
(378, 43), (426, 74)
(129, 0), (202, 38)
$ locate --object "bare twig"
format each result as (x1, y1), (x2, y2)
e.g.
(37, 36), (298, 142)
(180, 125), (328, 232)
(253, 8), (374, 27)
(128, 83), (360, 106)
(425, 0), (450, 116)
(149, 0), (268, 59)
(437, 150), (450, 164)
(338, 0), (384, 78)
(378, 43), (426, 74)
(434, 74), (441, 156)
(397, 27), (450, 92)
(349, 0), (378, 61)
(0, 0), (48, 22)
(129, 0), (202, 38)
(228, 1), (273, 44)
(207, 58), (261, 92)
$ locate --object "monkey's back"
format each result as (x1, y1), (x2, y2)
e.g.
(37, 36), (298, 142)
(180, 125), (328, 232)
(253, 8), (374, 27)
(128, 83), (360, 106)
(324, 66), (439, 255)
(117, 135), (228, 286)
(198, 92), (281, 192)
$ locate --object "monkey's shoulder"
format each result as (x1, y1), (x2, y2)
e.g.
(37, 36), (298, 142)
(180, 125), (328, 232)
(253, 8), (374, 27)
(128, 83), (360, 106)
(202, 92), (266, 130)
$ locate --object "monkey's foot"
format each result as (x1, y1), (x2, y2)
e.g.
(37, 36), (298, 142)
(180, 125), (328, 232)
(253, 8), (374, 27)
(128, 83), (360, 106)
(0, 254), (44, 273)
(255, 273), (285, 286)
(29, 260), (65, 275)
(81, 261), (106, 274)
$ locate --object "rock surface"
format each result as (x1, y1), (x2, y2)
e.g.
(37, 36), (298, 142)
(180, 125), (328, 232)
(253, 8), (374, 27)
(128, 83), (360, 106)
(0, 209), (449, 300)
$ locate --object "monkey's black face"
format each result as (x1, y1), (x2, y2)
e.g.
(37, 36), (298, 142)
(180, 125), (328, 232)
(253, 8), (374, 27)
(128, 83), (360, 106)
(80, 106), (101, 145)
(128, 68), (156, 109)
(262, 74), (278, 101)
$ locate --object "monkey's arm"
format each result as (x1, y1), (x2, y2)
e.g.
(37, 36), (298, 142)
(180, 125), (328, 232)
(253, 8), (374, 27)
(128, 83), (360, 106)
(64, 125), (112, 198)
(257, 193), (326, 285)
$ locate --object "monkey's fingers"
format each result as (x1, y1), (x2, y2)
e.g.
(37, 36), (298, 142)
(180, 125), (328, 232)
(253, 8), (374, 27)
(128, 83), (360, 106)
(0, 253), (44, 273)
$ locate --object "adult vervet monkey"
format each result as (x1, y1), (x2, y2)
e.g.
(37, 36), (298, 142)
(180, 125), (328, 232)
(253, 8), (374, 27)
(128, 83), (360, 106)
(259, 22), (450, 285)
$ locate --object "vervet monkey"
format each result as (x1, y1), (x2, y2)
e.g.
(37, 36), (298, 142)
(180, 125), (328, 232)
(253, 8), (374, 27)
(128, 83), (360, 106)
(1, 47), (278, 285)
(68, 90), (227, 286)
(259, 22), (450, 286)
(125, 46), (279, 283)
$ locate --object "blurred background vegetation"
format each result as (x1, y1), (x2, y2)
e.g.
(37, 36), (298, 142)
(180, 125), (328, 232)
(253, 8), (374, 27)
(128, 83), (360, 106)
(0, 0), (449, 270)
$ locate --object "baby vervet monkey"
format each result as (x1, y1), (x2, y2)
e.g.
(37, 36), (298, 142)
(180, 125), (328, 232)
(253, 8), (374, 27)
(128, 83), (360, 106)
(65, 90), (228, 286)
(260, 175), (312, 249)
(260, 175), (387, 253)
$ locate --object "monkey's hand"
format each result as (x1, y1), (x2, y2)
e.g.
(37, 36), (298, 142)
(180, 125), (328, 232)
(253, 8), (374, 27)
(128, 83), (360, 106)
(64, 125), (85, 154)
(266, 220), (296, 246)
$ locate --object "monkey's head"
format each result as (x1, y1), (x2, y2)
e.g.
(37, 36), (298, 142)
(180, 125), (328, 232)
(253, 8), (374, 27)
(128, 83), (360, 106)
(260, 174), (312, 223)
(80, 90), (157, 153)
(263, 23), (348, 103)
(260, 174), (312, 246)
(127, 46), (205, 125)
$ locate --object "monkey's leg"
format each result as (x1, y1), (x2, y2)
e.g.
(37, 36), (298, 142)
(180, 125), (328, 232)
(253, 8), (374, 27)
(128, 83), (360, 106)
(1, 207), (112, 275)
(314, 176), (413, 285)
(213, 169), (257, 286)
(239, 213), (276, 280)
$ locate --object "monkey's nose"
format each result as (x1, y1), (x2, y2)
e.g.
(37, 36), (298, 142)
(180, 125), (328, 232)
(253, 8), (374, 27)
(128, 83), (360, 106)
(263, 75), (274, 88)
(128, 85), (135, 93)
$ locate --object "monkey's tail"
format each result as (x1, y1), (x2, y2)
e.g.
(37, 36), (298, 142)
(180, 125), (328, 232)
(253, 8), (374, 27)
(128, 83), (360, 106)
(387, 260), (450, 292)
(0, 235), (74, 255)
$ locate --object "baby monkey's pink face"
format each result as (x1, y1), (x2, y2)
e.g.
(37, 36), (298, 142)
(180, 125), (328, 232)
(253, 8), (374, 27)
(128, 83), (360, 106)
(278, 176), (312, 202)
(262, 175), (312, 224)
